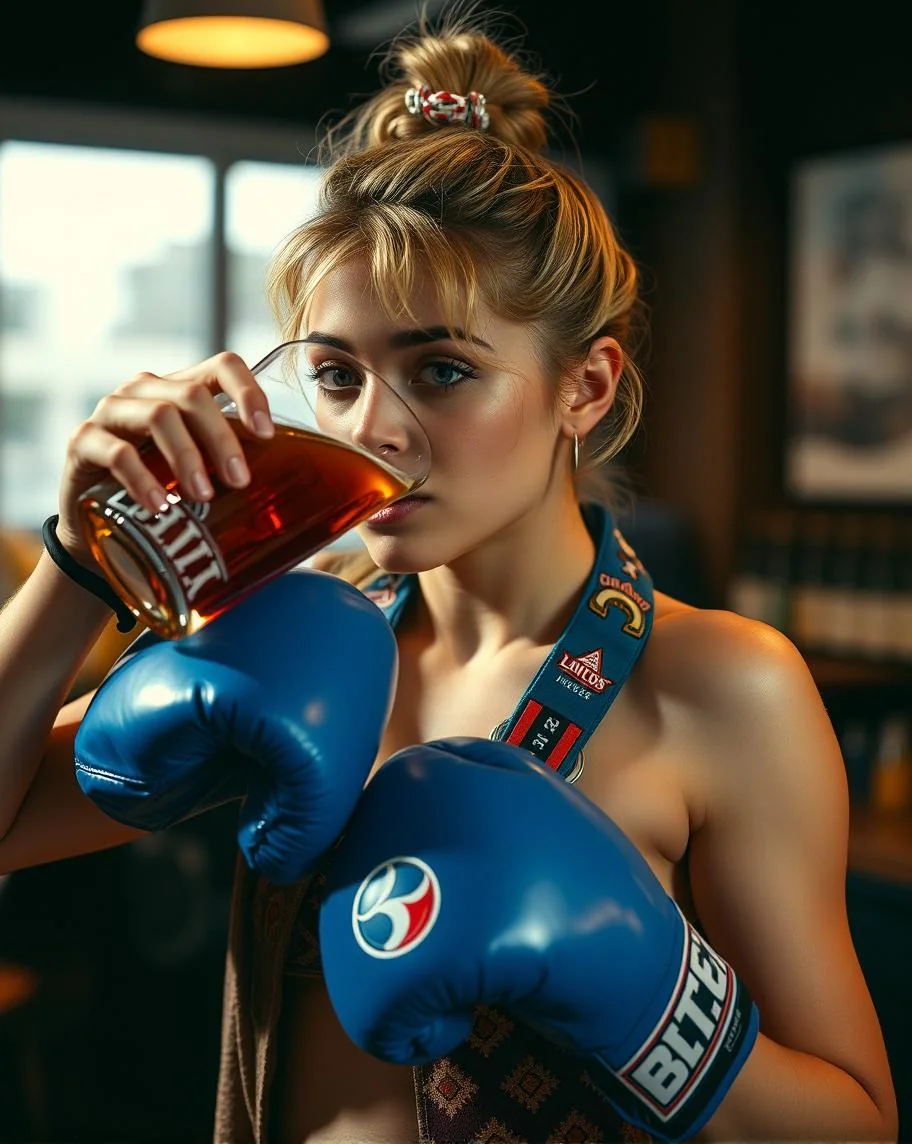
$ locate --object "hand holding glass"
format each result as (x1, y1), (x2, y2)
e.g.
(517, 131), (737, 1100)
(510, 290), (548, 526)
(78, 341), (431, 639)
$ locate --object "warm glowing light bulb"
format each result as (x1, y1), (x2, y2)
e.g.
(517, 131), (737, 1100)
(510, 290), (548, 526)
(137, 13), (329, 68)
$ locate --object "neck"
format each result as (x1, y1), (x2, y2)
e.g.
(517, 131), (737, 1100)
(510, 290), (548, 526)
(415, 493), (599, 665)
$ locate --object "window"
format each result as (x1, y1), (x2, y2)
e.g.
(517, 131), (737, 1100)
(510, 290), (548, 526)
(0, 101), (321, 528)
(225, 159), (323, 366)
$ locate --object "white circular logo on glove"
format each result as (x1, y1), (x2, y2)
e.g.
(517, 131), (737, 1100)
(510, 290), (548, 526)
(352, 856), (441, 958)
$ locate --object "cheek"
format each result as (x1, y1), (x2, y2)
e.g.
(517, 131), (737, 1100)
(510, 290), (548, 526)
(429, 387), (555, 471)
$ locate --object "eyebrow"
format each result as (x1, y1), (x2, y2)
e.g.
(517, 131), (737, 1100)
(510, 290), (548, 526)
(303, 326), (493, 352)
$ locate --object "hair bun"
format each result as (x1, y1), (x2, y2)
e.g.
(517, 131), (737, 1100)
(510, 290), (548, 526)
(321, 6), (555, 158)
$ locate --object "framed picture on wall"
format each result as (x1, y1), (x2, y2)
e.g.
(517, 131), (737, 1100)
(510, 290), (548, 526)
(786, 141), (912, 502)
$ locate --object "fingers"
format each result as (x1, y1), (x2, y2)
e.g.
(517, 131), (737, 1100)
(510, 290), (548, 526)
(66, 352), (277, 515)
(98, 383), (248, 502)
(68, 420), (173, 516)
(163, 351), (275, 441)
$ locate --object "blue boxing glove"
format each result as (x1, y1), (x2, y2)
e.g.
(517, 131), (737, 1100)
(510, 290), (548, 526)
(74, 569), (397, 884)
(319, 737), (759, 1142)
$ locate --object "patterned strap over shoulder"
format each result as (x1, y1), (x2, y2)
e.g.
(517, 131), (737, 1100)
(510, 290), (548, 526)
(361, 501), (655, 783)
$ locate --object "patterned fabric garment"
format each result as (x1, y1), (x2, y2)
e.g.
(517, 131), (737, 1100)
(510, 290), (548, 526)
(285, 861), (654, 1144)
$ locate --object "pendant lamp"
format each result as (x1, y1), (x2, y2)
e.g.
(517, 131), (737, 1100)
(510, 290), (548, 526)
(136, 0), (330, 68)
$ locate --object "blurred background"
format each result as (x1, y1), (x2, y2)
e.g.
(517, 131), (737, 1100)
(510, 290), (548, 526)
(0, 0), (910, 1139)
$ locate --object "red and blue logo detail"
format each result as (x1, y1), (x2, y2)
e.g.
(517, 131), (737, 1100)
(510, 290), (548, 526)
(352, 856), (441, 958)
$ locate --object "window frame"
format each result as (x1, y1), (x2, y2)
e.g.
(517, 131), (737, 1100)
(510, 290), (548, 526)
(0, 96), (321, 356)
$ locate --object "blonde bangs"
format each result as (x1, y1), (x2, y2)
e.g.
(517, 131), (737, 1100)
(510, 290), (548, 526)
(268, 203), (496, 353)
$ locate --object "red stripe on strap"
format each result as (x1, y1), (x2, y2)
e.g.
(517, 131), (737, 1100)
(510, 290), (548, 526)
(506, 700), (541, 745)
(547, 723), (582, 771)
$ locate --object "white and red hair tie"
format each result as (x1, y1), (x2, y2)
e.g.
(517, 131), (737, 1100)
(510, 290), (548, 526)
(405, 83), (490, 130)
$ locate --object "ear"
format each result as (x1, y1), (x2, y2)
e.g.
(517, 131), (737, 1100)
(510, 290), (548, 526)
(559, 336), (623, 439)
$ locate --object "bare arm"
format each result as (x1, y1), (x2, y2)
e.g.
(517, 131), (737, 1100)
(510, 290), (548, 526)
(0, 551), (147, 870)
(680, 613), (897, 1141)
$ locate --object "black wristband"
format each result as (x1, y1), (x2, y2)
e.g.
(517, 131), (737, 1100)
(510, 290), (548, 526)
(41, 514), (137, 633)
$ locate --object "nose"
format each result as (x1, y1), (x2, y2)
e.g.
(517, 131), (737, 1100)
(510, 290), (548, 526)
(349, 377), (410, 458)
(345, 378), (430, 486)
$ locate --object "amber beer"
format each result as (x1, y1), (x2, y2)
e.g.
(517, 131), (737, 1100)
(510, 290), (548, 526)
(78, 415), (414, 640)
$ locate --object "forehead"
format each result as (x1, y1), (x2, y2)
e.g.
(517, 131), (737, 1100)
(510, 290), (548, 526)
(306, 257), (480, 337)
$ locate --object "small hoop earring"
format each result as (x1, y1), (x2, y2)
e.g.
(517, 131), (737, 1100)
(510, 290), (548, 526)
(572, 432), (581, 473)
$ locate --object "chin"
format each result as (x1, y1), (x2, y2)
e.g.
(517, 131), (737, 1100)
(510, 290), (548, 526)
(360, 535), (449, 576)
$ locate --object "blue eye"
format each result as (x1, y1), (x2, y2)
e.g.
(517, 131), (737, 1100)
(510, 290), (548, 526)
(418, 360), (478, 390)
(308, 362), (362, 391)
(306, 356), (478, 396)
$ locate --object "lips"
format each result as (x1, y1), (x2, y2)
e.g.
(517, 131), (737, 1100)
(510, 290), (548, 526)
(366, 494), (429, 526)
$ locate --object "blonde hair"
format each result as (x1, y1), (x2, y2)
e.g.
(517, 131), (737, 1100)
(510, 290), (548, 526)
(267, 1), (646, 569)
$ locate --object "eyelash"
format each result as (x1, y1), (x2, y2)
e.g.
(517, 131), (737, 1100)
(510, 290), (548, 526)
(306, 358), (479, 393)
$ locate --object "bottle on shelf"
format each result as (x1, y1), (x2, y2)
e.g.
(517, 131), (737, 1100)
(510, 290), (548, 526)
(728, 515), (777, 626)
(884, 516), (912, 666)
(790, 511), (832, 654)
(869, 713), (912, 814)
(838, 716), (875, 806)
(821, 512), (864, 660)
(853, 515), (898, 662)
(729, 507), (911, 677)
(727, 519), (768, 626)
(728, 509), (796, 631)
(763, 509), (797, 635)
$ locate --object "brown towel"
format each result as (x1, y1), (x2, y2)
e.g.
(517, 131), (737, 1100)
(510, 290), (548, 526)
(213, 851), (308, 1144)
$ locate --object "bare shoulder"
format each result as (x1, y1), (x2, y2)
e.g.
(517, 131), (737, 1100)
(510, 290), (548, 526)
(640, 592), (840, 824)
(646, 591), (815, 707)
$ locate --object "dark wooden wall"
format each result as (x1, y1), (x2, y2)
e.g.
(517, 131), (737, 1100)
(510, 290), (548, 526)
(610, 0), (912, 603)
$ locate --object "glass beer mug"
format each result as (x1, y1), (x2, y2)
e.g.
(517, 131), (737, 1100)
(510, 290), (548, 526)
(78, 340), (431, 640)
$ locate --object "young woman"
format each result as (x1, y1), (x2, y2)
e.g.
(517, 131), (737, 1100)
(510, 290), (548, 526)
(0, 6), (898, 1142)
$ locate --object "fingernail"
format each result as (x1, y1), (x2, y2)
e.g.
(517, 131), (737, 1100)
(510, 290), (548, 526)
(226, 455), (249, 486)
(252, 411), (274, 438)
(191, 471), (214, 500)
(148, 487), (170, 514)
